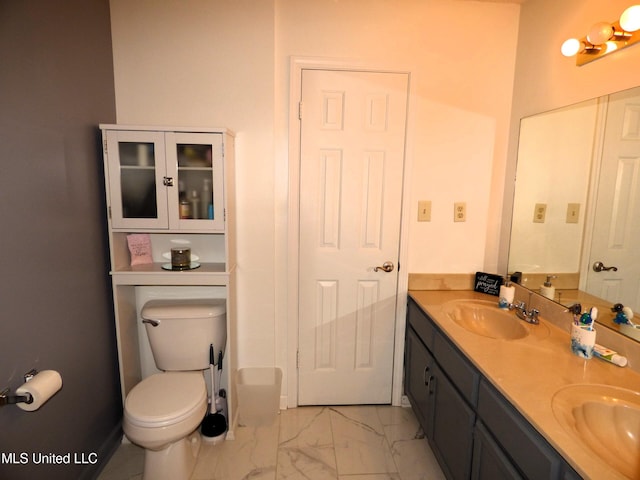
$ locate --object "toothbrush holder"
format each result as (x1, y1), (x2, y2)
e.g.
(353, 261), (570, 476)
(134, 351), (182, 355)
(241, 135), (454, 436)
(570, 324), (596, 359)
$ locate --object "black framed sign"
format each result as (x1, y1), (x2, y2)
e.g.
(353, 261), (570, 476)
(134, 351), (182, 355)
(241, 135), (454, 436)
(474, 272), (504, 296)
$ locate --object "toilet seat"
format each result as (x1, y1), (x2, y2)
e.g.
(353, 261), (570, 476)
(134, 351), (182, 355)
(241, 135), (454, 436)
(125, 372), (206, 428)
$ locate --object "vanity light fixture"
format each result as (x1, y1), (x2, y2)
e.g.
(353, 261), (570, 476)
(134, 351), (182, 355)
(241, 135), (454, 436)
(561, 4), (640, 66)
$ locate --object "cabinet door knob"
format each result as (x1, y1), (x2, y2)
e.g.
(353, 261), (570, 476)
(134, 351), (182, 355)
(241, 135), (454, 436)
(163, 176), (174, 187)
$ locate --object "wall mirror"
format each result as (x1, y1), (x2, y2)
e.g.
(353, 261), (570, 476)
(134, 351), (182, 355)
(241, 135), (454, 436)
(509, 85), (640, 342)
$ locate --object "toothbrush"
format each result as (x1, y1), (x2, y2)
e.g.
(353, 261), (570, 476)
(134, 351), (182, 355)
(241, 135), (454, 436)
(577, 307), (597, 330)
(586, 307), (597, 331)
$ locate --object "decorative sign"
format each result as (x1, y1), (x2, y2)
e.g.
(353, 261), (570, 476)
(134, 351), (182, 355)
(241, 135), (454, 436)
(474, 272), (504, 296)
(127, 233), (153, 266)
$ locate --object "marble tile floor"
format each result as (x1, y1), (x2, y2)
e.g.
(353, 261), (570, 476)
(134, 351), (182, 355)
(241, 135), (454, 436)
(97, 405), (446, 480)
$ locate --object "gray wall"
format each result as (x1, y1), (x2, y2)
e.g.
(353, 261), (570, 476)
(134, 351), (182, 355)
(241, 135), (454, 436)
(0, 1), (121, 479)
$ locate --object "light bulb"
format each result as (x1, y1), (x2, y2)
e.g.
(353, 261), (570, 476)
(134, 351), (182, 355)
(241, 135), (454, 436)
(620, 5), (640, 32)
(587, 21), (614, 44)
(561, 38), (581, 57)
(605, 41), (618, 53)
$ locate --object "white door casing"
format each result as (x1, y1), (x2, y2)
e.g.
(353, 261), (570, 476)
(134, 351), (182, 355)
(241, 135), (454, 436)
(586, 87), (640, 312)
(297, 69), (409, 405)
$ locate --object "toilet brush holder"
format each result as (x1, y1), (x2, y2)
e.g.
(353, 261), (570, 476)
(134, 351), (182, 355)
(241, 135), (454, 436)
(201, 345), (227, 443)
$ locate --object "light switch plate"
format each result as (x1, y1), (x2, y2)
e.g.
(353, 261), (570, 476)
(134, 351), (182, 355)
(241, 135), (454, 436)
(418, 201), (432, 222)
(533, 203), (547, 223)
(566, 203), (580, 223)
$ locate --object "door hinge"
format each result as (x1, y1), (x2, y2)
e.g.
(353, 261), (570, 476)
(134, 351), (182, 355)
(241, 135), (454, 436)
(108, 206), (112, 219)
(296, 350), (300, 369)
(103, 138), (108, 154)
(298, 102), (303, 120)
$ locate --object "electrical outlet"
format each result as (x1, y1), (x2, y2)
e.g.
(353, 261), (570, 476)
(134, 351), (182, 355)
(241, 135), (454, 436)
(454, 202), (466, 222)
(566, 203), (580, 223)
(533, 203), (547, 223)
(418, 201), (431, 222)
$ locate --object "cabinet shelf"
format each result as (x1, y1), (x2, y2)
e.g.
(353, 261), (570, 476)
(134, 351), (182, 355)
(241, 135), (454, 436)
(178, 166), (213, 171)
(120, 165), (155, 170)
(110, 262), (231, 285)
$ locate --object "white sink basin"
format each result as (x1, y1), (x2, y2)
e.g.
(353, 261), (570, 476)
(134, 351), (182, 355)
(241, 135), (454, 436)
(552, 384), (640, 478)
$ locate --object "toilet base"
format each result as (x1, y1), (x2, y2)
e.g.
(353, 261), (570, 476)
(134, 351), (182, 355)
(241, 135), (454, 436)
(142, 430), (201, 480)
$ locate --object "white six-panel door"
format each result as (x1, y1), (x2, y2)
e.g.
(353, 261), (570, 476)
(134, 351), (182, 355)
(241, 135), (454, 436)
(298, 69), (409, 405)
(586, 87), (640, 313)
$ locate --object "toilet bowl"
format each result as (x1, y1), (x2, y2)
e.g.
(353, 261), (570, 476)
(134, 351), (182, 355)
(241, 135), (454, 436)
(124, 372), (207, 480)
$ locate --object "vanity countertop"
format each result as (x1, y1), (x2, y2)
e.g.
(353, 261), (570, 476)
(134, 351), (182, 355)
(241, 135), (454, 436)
(408, 289), (640, 480)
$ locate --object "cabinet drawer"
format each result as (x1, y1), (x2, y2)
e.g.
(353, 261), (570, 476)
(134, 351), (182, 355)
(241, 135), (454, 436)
(432, 329), (479, 407)
(408, 298), (435, 350)
(478, 380), (562, 480)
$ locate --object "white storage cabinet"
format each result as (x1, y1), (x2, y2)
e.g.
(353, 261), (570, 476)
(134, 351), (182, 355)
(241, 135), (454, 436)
(99, 124), (237, 437)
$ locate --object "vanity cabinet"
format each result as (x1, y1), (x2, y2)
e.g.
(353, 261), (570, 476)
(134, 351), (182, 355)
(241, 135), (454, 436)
(404, 327), (433, 431)
(99, 124), (237, 436)
(405, 297), (580, 480)
(477, 379), (562, 479)
(405, 301), (477, 480)
(472, 421), (522, 480)
(431, 359), (476, 480)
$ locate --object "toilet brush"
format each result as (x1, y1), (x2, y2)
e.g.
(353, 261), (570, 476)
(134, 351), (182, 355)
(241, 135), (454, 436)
(201, 344), (227, 442)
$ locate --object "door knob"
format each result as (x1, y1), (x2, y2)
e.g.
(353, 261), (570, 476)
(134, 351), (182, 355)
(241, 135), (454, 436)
(374, 261), (395, 273)
(592, 261), (618, 272)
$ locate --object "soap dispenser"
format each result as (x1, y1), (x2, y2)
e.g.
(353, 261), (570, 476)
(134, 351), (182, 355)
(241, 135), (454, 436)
(540, 275), (557, 300)
(498, 279), (515, 309)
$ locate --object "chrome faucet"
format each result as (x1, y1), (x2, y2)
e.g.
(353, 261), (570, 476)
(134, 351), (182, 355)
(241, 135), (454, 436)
(510, 301), (540, 324)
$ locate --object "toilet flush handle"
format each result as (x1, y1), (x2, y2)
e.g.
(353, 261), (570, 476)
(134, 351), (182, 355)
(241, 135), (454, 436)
(142, 319), (159, 327)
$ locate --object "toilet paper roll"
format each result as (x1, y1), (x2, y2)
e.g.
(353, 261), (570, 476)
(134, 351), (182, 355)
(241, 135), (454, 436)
(16, 370), (62, 411)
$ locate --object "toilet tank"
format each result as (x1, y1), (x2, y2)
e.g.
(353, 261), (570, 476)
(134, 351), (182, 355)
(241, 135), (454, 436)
(141, 299), (227, 371)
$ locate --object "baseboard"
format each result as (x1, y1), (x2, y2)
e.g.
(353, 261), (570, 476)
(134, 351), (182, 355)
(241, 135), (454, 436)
(80, 421), (123, 480)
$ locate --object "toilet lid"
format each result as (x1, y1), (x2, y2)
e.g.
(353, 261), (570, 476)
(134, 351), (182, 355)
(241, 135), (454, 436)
(125, 372), (206, 428)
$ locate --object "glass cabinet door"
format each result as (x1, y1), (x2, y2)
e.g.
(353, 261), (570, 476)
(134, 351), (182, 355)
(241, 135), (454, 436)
(165, 132), (225, 231)
(105, 130), (168, 229)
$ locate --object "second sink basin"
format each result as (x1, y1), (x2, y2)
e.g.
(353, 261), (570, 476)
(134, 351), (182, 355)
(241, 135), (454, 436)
(442, 299), (530, 340)
(552, 384), (640, 478)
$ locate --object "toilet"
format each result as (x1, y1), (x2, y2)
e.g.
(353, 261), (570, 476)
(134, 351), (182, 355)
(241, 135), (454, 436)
(123, 299), (227, 480)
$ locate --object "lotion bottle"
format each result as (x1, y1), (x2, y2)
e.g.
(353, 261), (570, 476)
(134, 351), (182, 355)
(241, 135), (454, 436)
(201, 178), (212, 219)
(540, 275), (556, 300)
(190, 190), (201, 219)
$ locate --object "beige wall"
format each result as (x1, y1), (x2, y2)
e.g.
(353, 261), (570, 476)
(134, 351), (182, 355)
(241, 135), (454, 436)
(273, 0), (520, 401)
(109, 0), (521, 373)
(109, 0), (278, 367)
(500, 0), (640, 271)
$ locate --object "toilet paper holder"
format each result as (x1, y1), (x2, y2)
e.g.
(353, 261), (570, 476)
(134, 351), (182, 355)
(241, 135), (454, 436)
(0, 369), (37, 407)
